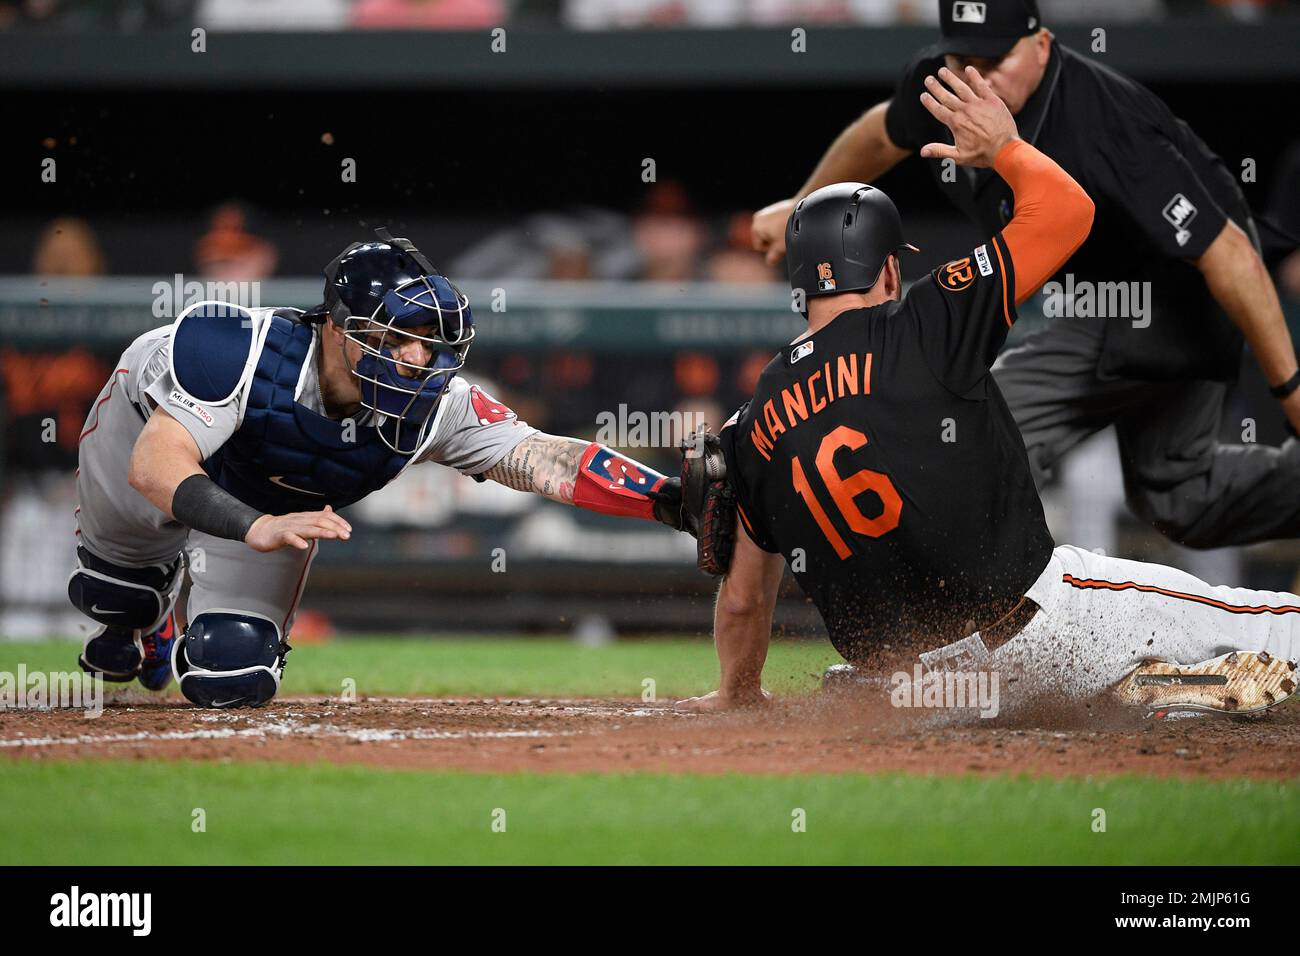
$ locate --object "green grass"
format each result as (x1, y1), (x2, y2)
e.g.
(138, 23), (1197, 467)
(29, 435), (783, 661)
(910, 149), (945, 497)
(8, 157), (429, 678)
(1, 761), (1297, 865)
(4, 637), (1296, 865)
(0, 636), (840, 699)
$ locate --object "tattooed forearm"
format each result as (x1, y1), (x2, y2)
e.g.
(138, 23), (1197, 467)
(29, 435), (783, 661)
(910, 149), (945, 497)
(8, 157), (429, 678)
(483, 442), (540, 493)
(482, 433), (585, 504)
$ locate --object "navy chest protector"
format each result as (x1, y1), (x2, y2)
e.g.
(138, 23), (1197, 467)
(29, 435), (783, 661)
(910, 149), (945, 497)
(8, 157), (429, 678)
(193, 311), (415, 514)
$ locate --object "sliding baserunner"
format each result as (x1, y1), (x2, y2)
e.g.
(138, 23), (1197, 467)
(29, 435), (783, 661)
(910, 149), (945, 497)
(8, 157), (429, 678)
(679, 67), (1298, 718)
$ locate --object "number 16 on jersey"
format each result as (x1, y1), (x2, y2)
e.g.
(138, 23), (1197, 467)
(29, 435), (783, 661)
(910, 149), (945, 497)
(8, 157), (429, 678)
(790, 425), (902, 559)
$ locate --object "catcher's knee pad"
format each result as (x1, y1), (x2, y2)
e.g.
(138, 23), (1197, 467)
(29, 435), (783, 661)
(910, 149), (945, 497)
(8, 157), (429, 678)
(67, 546), (183, 631)
(173, 610), (288, 709)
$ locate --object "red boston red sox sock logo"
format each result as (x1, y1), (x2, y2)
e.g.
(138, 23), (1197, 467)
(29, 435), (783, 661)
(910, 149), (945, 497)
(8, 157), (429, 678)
(469, 385), (517, 425)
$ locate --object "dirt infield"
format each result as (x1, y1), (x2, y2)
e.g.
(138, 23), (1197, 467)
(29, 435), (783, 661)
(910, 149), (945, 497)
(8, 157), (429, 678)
(2, 692), (1297, 778)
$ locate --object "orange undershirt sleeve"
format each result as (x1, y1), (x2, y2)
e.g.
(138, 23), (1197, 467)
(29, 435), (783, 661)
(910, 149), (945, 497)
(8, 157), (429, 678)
(993, 139), (1096, 305)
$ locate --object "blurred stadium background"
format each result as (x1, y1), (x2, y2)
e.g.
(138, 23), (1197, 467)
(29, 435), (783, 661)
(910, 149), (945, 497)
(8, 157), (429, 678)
(2, 0), (1299, 642)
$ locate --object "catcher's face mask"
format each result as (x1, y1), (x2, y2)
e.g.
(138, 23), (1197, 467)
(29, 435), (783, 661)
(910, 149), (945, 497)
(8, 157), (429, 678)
(343, 274), (474, 455)
(317, 229), (475, 455)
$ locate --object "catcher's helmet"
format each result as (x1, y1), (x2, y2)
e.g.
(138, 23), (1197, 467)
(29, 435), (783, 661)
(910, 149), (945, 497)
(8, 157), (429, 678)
(785, 183), (918, 312)
(308, 228), (474, 455)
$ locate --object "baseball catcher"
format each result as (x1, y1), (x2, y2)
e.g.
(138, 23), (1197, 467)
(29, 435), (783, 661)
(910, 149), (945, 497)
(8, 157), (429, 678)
(678, 68), (1298, 718)
(72, 229), (684, 708)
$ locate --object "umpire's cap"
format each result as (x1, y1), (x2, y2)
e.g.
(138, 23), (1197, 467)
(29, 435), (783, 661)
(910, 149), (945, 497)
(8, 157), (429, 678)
(786, 183), (918, 309)
(940, 0), (1041, 60)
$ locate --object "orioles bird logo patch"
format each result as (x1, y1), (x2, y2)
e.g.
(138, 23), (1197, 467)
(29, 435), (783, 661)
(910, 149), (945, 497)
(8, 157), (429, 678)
(817, 261), (836, 292)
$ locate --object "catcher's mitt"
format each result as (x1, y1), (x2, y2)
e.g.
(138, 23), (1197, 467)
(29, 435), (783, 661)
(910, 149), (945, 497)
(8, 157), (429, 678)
(680, 427), (737, 576)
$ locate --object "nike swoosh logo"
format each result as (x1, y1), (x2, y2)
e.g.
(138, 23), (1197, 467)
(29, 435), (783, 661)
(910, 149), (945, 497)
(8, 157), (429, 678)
(91, 605), (123, 614)
(268, 476), (326, 496)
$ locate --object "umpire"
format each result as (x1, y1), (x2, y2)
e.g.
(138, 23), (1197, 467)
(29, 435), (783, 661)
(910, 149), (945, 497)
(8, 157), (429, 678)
(752, 0), (1300, 548)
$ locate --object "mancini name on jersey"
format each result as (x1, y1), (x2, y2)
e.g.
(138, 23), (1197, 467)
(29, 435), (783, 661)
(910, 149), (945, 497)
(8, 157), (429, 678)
(748, 352), (873, 461)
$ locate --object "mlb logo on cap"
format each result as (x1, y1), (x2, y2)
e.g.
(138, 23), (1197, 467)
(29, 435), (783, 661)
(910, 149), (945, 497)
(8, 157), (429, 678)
(940, 0), (1040, 59)
(952, 2), (986, 23)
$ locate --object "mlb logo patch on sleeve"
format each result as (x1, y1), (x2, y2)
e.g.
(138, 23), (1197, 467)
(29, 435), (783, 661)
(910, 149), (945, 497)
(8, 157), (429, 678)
(973, 244), (994, 277)
(167, 387), (214, 427)
(1162, 193), (1197, 247)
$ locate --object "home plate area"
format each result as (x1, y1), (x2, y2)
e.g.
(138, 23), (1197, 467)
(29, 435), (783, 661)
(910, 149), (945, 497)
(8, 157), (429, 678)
(1, 695), (1296, 779)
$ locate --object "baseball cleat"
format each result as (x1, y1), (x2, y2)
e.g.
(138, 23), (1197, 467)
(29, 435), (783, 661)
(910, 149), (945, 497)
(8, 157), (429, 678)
(1114, 651), (1298, 719)
(79, 625), (143, 682)
(137, 613), (178, 692)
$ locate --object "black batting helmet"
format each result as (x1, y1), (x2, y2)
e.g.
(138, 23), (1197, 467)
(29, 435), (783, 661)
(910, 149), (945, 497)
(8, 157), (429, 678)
(785, 183), (918, 311)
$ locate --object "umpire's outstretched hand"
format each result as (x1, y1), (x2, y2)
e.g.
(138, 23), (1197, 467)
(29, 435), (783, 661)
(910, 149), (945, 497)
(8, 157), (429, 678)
(919, 65), (1019, 169)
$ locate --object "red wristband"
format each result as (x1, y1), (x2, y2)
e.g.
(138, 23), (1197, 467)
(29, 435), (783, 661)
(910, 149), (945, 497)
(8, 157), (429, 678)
(572, 443), (667, 521)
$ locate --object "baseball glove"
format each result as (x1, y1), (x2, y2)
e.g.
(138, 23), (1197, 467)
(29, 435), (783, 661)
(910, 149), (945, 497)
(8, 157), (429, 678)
(680, 427), (737, 576)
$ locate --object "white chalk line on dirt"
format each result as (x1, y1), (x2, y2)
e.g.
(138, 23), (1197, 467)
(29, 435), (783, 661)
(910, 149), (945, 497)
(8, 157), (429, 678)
(0, 723), (580, 749)
(0, 697), (696, 750)
(93, 695), (686, 718)
(335, 698), (688, 718)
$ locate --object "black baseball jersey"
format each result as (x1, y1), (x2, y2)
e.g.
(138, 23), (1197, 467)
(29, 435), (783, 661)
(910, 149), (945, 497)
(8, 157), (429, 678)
(885, 40), (1251, 382)
(723, 235), (1053, 659)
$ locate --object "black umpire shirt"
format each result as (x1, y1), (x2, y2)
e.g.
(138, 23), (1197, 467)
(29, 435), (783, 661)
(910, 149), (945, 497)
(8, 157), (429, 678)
(885, 40), (1251, 382)
(722, 235), (1053, 660)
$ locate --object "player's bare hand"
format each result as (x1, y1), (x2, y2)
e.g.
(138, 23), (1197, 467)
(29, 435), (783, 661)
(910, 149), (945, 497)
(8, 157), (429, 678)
(752, 198), (797, 266)
(244, 504), (352, 552)
(918, 65), (1018, 169)
(674, 687), (771, 712)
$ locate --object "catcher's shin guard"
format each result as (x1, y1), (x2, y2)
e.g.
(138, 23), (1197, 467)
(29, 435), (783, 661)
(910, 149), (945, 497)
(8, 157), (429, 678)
(68, 546), (183, 633)
(70, 547), (183, 682)
(173, 610), (289, 708)
(1114, 651), (1298, 719)
(80, 626), (144, 682)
